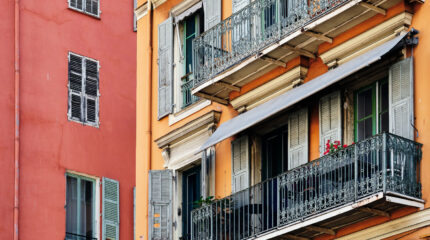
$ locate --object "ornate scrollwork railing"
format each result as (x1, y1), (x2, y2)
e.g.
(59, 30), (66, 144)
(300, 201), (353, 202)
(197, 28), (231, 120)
(191, 133), (422, 240)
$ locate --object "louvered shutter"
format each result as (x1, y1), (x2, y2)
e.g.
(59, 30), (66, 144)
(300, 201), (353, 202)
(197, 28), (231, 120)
(102, 177), (120, 240)
(201, 147), (215, 198)
(157, 17), (174, 119)
(149, 170), (173, 240)
(231, 136), (249, 193)
(389, 58), (414, 140)
(133, 0), (137, 31)
(319, 91), (342, 155)
(233, 0), (249, 13)
(85, 0), (99, 16)
(203, 0), (221, 30)
(84, 58), (99, 124)
(68, 54), (84, 122)
(70, 0), (83, 10)
(288, 108), (308, 169)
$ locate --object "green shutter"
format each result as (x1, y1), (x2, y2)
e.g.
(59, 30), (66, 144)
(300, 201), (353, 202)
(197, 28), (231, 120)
(157, 17), (174, 119)
(389, 58), (414, 140)
(319, 91), (342, 155)
(149, 170), (173, 240)
(103, 177), (120, 240)
(231, 135), (249, 193)
(288, 108), (308, 169)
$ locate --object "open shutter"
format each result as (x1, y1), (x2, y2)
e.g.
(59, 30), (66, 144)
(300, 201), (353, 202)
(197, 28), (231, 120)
(203, 0), (221, 30)
(68, 54), (84, 122)
(133, 0), (137, 31)
(232, 0), (249, 13)
(102, 177), (120, 240)
(319, 91), (342, 155)
(84, 58), (99, 124)
(157, 17), (174, 119)
(86, 0), (99, 16)
(231, 136), (249, 193)
(389, 58), (414, 140)
(288, 108), (308, 169)
(149, 170), (173, 240)
(201, 147), (216, 198)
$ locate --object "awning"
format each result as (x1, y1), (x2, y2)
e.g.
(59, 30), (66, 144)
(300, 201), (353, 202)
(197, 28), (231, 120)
(174, 2), (202, 23)
(199, 33), (407, 151)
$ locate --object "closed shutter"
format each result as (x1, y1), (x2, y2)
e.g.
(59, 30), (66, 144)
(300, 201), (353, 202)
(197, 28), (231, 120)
(288, 108), (308, 169)
(70, 0), (83, 10)
(149, 170), (173, 240)
(231, 136), (249, 193)
(102, 177), (120, 240)
(84, 58), (99, 124)
(157, 17), (174, 119)
(133, 0), (137, 31)
(68, 54), (84, 122)
(319, 91), (342, 155)
(389, 58), (414, 140)
(85, 0), (99, 16)
(201, 147), (216, 198)
(232, 0), (249, 13)
(203, 0), (221, 30)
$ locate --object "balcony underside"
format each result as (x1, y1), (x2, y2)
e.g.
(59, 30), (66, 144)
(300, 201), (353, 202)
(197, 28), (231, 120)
(192, 0), (402, 103)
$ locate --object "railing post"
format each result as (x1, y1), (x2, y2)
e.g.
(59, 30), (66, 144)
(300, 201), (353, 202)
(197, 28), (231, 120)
(354, 143), (358, 201)
(382, 133), (387, 194)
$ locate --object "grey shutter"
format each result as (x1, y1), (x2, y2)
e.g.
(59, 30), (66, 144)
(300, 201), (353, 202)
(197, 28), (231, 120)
(203, 0), (221, 30)
(389, 58), (414, 140)
(149, 170), (173, 240)
(102, 177), (120, 240)
(86, 0), (99, 16)
(288, 108), (308, 169)
(319, 91), (342, 155)
(232, 0), (249, 13)
(133, 0), (137, 31)
(231, 136), (249, 193)
(201, 147), (215, 198)
(157, 17), (174, 119)
(84, 58), (99, 124)
(68, 54), (84, 121)
(70, 0), (83, 10)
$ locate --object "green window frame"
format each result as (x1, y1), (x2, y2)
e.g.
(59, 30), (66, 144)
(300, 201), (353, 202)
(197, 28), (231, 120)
(65, 173), (97, 240)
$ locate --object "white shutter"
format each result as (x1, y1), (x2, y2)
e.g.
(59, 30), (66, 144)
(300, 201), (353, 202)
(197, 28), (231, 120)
(158, 17), (174, 119)
(149, 170), (173, 240)
(231, 136), (249, 193)
(389, 58), (414, 140)
(233, 0), (249, 13)
(288, 108), (308, 169)
(203, 0), (221, 30)
(102, 177), (120, 240)
(319, 91), (342, 155)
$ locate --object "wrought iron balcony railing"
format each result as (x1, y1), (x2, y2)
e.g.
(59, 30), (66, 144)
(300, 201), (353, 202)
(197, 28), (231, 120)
(191, 133), (422, 240)
(193, 0), (352, 87)
(181, 75), (200, 108)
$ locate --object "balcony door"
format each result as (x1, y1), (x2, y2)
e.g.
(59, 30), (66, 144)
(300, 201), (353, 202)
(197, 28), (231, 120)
(182, 165), (201, 240)
(262, 127), (288, 181)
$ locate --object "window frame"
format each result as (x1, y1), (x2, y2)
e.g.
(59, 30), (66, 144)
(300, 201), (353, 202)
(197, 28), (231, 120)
(68, 52), (100, 128)
(68, 0), (101, 18)
(65, 172), (100, 240)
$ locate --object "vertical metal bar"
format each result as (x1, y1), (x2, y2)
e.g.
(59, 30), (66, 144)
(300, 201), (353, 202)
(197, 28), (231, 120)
(354, 143), (358, 201)
(382, 133), (387, 193)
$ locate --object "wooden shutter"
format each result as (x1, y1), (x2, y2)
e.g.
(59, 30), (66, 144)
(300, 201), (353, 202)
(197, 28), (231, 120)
(85, 0), (99, 16)
(102, 177), (120, 240)
(149, 170), (173, 240)
(201, 147), (215, 198)
(389, 58), (414, 140)
(288, 108), (308, 169)
(84, 58), (99, 124)
(319, 91), (342, 155)
(133, 0), (137, 31)
(231, 136), (249, 193)
(232, 0), (249, 13)
(70, 0), (83, 10)
(203, 0), (221, 31)
(68, 54), (84, 122)
(157, 17), (174, 119)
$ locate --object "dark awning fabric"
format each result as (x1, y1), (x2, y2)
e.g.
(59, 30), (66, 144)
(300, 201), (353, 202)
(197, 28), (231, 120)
(199, 33), (407, 151)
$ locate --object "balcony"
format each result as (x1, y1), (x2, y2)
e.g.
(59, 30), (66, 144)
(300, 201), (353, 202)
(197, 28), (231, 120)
(191, 133), (423, 239)
(191, 0), (402, 104)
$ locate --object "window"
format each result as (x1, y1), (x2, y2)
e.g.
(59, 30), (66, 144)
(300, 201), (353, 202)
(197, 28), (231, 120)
(181, 166), (201, 240)
(66, 173), (97, 240)
(180, 11), (203, 109)
(69, 0), (100, 17)
(355, 79), (388, 141)
(68, 53), (100, 127)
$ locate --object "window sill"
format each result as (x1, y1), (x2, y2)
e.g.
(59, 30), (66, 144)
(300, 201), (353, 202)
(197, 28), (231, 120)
(68, 117), (100, 128)
(169, 99), (211, 126)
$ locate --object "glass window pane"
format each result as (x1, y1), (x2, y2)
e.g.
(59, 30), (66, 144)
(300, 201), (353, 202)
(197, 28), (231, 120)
(66, 176), (78, 235)
(185, 36), (194, 74)
(380, 82), (389, 112)
(357, 88), (373, 119)
(185, 17), (195, 38)
(380, 111), (389, 133)
(357, 117), (373, 141)
(80, 179), (94, 237)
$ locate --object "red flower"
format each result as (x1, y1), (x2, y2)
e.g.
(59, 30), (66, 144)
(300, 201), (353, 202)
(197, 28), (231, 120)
(343, 144), (348, 148)
(334, 145), (338, 149)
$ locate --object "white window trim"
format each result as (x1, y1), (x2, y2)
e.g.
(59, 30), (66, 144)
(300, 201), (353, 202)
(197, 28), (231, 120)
(68, 0), (101, 18)
(68, 52), (100, 128)
(65, 170), (101, 240)
(168, 99), (211, 126)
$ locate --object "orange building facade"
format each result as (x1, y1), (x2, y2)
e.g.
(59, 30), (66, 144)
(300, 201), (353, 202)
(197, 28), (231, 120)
(136, 0), (430, 239)
(0, 0), (136, 239)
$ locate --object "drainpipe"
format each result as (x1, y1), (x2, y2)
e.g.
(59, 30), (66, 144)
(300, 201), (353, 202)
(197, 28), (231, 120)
(14, 0), (20, 239)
